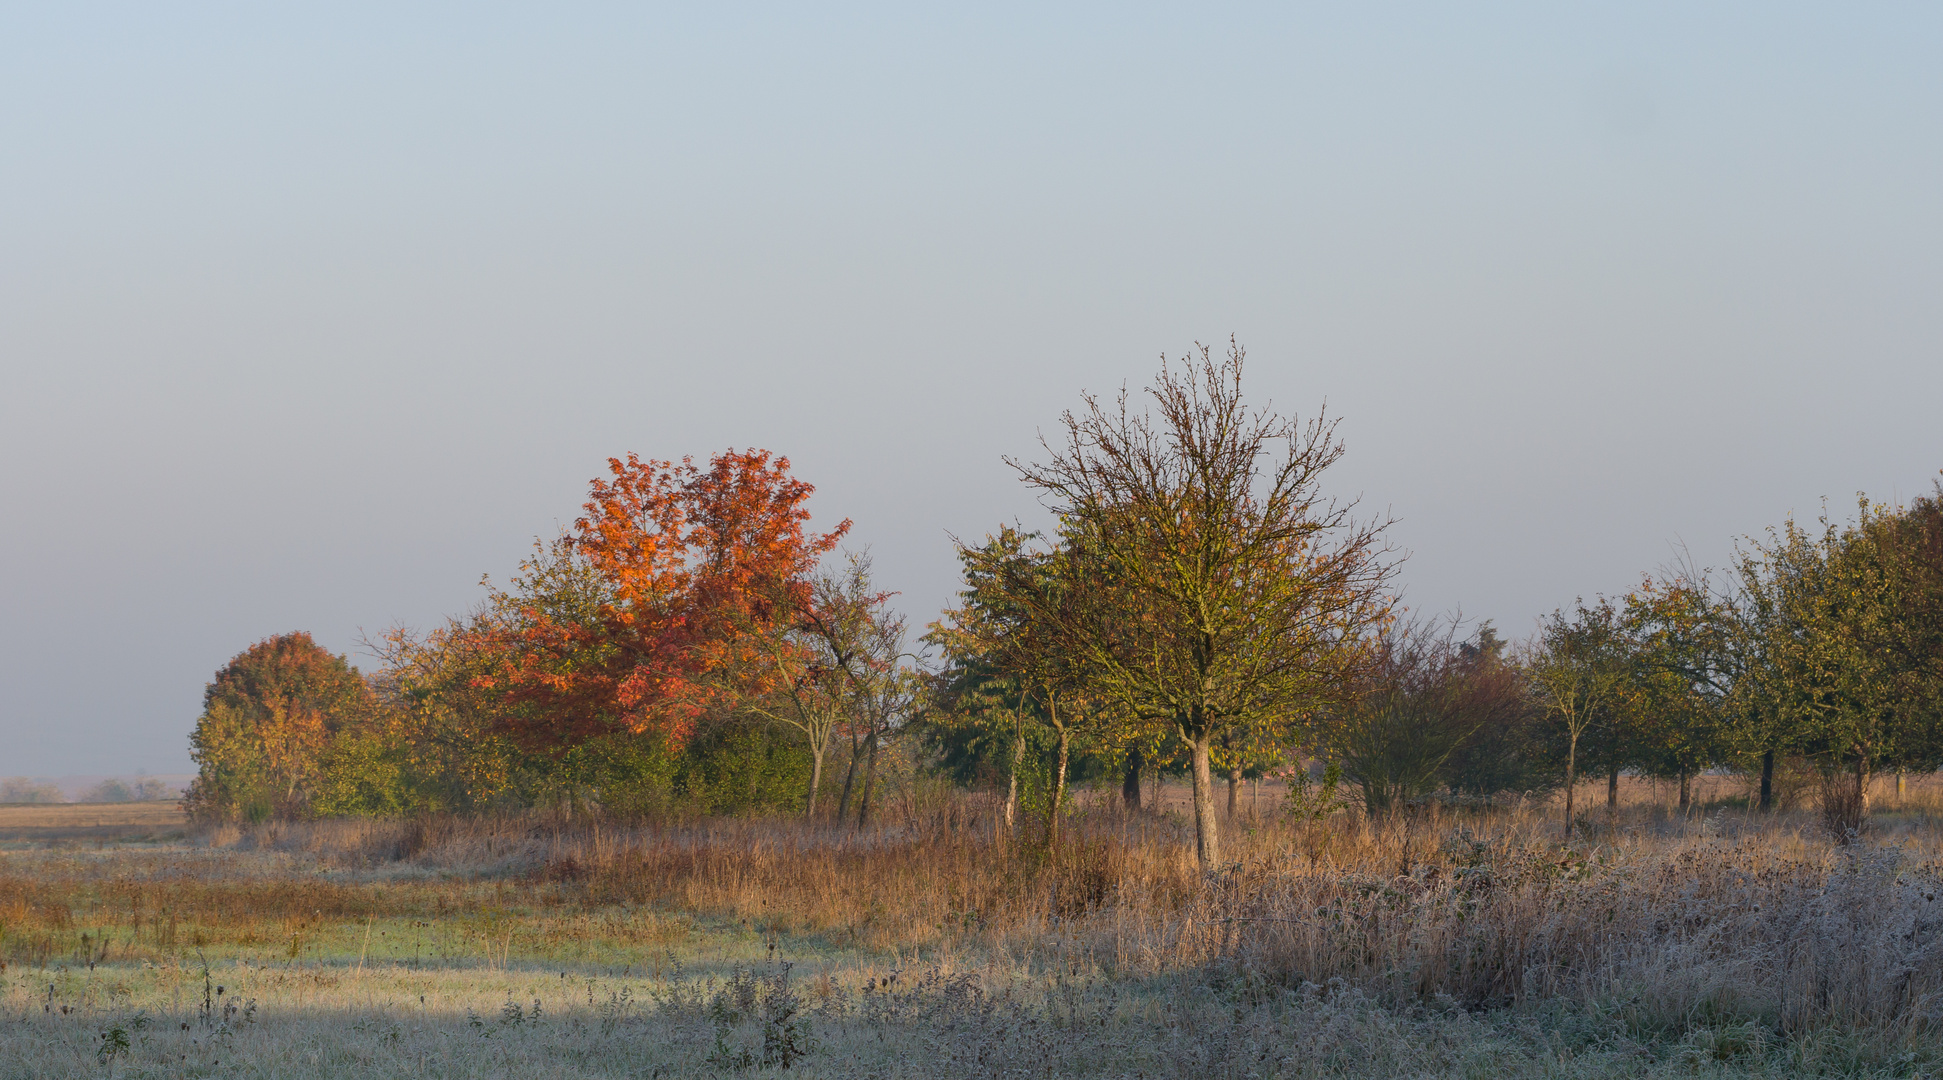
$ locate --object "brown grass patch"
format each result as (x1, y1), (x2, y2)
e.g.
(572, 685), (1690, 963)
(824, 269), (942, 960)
(0, 800), (186, 843)
(6, 784), (1943, 1040)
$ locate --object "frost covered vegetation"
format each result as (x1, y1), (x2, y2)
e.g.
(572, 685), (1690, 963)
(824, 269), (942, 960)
(107, 344), (1943, 1074)
(7, 787), (1943, 1077)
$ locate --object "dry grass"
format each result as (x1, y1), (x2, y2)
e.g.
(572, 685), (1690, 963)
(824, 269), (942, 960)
(0, 801), (186, 844)
(4, 783), (1943, 1075)
(12, 949), (1904, 1079)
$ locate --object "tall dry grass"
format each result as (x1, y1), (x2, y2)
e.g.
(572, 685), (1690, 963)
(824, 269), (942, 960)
(7, 783), (1943, 1040)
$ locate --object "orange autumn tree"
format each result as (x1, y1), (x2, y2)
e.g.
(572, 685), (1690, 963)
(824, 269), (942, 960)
(476, 449), (849, 765)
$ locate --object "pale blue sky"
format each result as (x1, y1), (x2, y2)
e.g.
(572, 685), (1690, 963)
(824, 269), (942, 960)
(3, 4), (1940, 774)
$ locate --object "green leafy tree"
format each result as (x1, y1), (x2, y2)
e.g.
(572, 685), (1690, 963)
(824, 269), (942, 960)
(186, 632), (377, 821)
(931, 527), (1115, 846)
(369, 537), (617, 813)
(1737, 497), (1943, 823)
(1622, 572), (1738, 813)
(1003, 341), (1396, 869)
(1527, 600), (1629, 837)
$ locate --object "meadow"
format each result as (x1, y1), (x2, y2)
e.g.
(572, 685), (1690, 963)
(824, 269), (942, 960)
(4, 780), (1943, 1078)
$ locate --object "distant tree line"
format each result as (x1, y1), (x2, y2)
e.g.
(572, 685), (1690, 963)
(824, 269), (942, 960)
(186, 344), (1943, 860)
(1, 777), (177, 804)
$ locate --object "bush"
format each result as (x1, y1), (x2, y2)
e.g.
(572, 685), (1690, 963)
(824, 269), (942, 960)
(674, 718), (814, 815)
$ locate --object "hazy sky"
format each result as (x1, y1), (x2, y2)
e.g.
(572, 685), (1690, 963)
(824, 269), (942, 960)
(3, 5), (1940, 776)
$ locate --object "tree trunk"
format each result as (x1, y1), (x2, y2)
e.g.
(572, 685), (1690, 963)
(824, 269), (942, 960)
(1898, 770), (1906, 802)
(806, 743), (825, 819)
(1857, 754), (1872, 817)
(1678, 767), (1690, 815)
(1227, 771), (1240, 820)
(1047, 728), (1070, 849)
(1188, 730), (1221, 870)
(836, 727), (862, 821)
(1563, 732), (1579, 838)
(1121, 749), (1143, 810)
(1003, 726), (1024, 836)
(856, 718), (881, 828)
(1759, 750), (1774, 812)
(1607, 763), (1619, 809)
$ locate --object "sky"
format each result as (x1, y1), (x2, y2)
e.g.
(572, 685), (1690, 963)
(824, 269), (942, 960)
(3, 4), (1940, 776)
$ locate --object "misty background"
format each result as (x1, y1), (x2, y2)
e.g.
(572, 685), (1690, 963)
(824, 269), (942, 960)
(3, 4), (1939, 777)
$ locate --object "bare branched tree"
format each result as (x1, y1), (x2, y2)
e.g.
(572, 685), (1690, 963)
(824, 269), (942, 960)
(1006, 340), (1397, 869)
(751, 552), (896, 817)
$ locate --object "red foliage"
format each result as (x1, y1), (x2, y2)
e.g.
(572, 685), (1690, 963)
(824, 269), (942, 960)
(476, 449), (849, 753)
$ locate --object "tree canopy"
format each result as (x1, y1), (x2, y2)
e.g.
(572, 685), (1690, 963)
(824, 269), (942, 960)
(187, 632), (377, 821)
(992, 340), (1396, 867)
(178, 364), (1942, 849)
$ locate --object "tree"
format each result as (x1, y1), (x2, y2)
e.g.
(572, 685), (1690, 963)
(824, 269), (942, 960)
(930, 527), (1109, 846)
(186, 632), (377, 821)
(1440, 622), (1560, 801)
(364, 537), (611, 814)
(0, 778), (64, 804)
(1884, 484), (1943, 773)
(1328, 619), (1511, 816)
(917, 660), (1042, 831)
(82, 778), (173, 803)
(1736, 497), (1943, 826)
(1728, 539), (1801, 812)
(1004, 341), (1396, 869)
(1528, 600), (1627, 837)
(748, 551), (900, 817)
(1623, 572), (1737, 814)
(1854, 488), (1943, 786)
(829, 562), (919, 828)
(476, 449), (848, 756)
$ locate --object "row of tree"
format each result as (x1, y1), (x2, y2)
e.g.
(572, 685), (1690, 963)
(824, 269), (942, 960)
(922, 345), (1943, 858)
(186, 343), (1943, 866)
(0, 777), (176, 804)
(1523, 488), (1943, 834)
